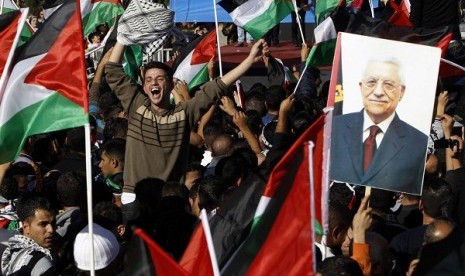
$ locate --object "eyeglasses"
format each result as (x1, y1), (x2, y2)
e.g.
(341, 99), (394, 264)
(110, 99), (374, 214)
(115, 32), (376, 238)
(361, 77), (401, 92)
(145, 76), (167, 84)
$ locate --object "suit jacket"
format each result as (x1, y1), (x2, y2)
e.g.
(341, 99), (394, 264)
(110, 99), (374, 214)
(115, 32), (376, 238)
(330, 111), (427, 194)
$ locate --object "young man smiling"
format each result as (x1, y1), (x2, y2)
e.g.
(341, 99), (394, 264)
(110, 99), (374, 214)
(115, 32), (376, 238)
(105, 40), (268, 204)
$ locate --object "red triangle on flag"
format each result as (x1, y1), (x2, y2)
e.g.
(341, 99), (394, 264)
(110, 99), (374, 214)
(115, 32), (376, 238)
(23, 9), (87, 111)
(0, 11), (21, 77)
(191, 30), (217, 65)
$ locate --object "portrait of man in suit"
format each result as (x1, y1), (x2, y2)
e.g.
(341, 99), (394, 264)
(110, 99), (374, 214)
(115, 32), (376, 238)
(330, 56), (428, 194)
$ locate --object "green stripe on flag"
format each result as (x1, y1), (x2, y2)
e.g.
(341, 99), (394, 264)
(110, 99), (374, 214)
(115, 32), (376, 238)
(123, 45), (143, 83)
(0, 93), (88, 163)
(188, 64), (209, 90)
(306, 39), (336, 67)
(243, 0), (293, 39)
(82, 1), (123, 37)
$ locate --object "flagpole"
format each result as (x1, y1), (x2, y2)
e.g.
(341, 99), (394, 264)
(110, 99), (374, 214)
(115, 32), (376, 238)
(368, 0), (375, 18)
(307, 141), (317, 274)
(84, 123), (95, 276)
(213, 0), (223, 77)
(292, 62), (309, 95)
(292, 0), (306, 44)
(200, 209), (220, 276)
(1, 0), (4, 14)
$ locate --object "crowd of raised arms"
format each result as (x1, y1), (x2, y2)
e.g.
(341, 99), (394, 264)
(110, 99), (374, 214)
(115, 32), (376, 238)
(1, 0), (465, 275)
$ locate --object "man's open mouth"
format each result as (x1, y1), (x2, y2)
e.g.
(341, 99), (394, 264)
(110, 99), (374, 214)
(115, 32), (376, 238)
(151, 87), (161, 95)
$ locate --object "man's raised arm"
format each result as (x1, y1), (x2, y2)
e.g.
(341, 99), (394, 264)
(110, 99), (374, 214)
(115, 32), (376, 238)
(220, 39), (268, 86)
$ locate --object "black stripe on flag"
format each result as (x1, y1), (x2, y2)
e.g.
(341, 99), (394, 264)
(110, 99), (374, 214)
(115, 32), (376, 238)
(218, 0), (249, 14)
(171, 30), (212, 74)
(0, 11), (20, 31)
(43, 0), (65, 9)
(16, 0), (75, 61)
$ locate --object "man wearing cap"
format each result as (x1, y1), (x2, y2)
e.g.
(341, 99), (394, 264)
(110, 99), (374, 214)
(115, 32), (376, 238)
(1, 194), (57, 275)
(330, 57), (427, 194)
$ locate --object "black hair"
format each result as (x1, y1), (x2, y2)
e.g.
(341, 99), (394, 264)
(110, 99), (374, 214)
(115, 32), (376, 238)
(101, 138), (126, 163)
(317, 256), (363, 276)
(186, 162), (206, 175)
(103, 117), (128, 142)
(370, 188), (397, 213)
(143, 61), (173, 83)
(17, 193), (53, 222)
(66, 127), (85, 152)
(422, 176), (452, 218)
(0, 177), (19, 200)
(215, 156), (247, 187)
(330, 183), (356, 211)
(198, 175), (230, 212)
(244, 109), (263, 137)
(245, 91), (266, 116)
(57, 171), (85, 207)
(134, 178), (165, 209)
(94, 201), (123, 231)
(265, 85), (287, 111)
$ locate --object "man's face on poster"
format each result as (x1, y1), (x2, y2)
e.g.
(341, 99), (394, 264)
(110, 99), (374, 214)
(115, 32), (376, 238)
(359, 60), (405, 124)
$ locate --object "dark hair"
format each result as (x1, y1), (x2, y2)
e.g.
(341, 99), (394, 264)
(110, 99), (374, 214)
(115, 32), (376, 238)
(186, 162), (206, 175)
(230, 147), (258, 169)
(370, 188), (396, 213)
(245, 92), (266, 116)
(143, 61), (173, 83)
(330, 183), (356, 211)
(57, 171), (85, 207)
(94, 201), (123, 231)
(244, 110), (263, 137)
(87, 31), (100, 42)
(198, 175), (229, 212)
(262, 120), (277, 148)
(265, 85), (287, 111)
(328, 202), (353, 234)
(0, 177), (19, 200)
(134, 178), (165, 209)
(66, 127), (85, 152)
(101, 138), (126, 163)
(17, 193), (52, 222)
(317, 256), (363, 276)
(162, 181), (187, 198)
(103, 117), (128, 142)
(422, 176), (452, 218)
(215, 156), (247, 187)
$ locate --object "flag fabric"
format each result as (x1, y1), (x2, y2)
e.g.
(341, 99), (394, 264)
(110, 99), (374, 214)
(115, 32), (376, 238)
(266, 55), (297, 87)
(179, 219), (215, 276)
(218, 0), (294, 40)
(314, 0), (340, 24)
(172, 30), (217, 91)
(0, 0), (88, 163)
(125, 228), (189, 276)
(0, 10), (25, 80)
(81, 0), (124, 37)
(0, 0), (19, 14)
(43, 0), (65, 18)
(221, 114), (325, 275)
(306, 3), (453, 67)
(387, 0), (412, 27)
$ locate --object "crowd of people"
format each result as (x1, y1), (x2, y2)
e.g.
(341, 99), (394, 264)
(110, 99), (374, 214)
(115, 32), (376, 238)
(2, 0), (465, 275)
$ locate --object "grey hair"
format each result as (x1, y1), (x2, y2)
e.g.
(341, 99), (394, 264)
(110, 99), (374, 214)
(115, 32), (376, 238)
(362, 56), (405, 85)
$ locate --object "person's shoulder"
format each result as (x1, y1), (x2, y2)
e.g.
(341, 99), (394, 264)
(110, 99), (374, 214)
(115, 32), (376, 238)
(395, 116), (428, 141)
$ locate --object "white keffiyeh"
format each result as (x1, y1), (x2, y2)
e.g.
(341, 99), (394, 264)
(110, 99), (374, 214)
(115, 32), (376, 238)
(117, 0), (174, 50)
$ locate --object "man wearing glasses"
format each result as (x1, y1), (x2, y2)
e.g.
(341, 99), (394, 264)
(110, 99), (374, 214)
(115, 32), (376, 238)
(330, 57), (427, 194)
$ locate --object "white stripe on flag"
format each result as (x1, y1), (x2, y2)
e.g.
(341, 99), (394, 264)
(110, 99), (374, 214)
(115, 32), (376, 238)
(173, 50), (206, 83)
(0, 54), (53, 125)
(314, 17), (336, 44)
(230, 0), (273, 27)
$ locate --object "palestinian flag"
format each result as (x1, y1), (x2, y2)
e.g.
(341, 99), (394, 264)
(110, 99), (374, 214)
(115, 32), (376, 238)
(180, 210), (218, 276)
(0, 10), (26, 81)
(81, 0), (124, 37)
(43, 0), (64, 18)
(124, 228), (189, 275)
(0, 0), (19, 14)
(172, 30), (217, 91)
(306, 3), (453, 67)
(218, 0), (293, 40)
(266, 55), (297, 87)
(0, 0), (88, 163)
(315, 0), (341, 24)
(0, 0), (33, 47)
(221, 115), (325, 275)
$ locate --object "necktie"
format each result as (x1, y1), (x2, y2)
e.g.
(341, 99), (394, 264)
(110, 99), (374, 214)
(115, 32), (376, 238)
(363, 125), (381, 173)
